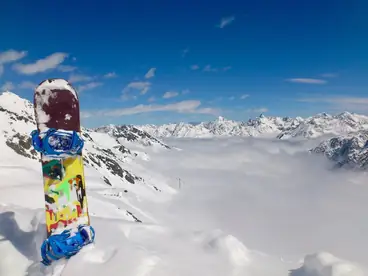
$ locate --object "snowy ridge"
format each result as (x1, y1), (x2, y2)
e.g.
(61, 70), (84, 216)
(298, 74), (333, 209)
(136, 112), (368, 139)
(278, 112), (368, 139)
(311, 130), (368, 169)
(137, 115), (292, 138)
(94, 124), (171, 149)
(0, 92), (38, 162)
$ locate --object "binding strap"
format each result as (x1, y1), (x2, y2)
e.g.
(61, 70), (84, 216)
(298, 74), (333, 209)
(31, 128), (84, 156)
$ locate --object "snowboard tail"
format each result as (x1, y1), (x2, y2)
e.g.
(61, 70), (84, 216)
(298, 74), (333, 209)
(32, 79), (94, 265)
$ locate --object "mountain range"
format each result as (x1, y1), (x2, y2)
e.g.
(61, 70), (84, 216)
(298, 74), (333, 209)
(1, 90), (368, 175)
(136, 112), (368, 140)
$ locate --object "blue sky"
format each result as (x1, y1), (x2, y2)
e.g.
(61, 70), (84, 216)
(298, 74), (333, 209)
(0, 0), (367, 127)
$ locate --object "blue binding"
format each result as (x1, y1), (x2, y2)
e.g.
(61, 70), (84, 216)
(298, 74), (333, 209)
(41, 225), (95, 266)
(31, 128), (84, 156)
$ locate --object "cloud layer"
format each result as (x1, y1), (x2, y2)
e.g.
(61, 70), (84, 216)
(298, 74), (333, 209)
(163, 91), (179, 99)
(145, 68), (156, 79)
(148, 136), (368, 267)
(13, 52), (68, 75)
(0, 50), (27, 64)
(0, 49), (27, 76)
(298, 96), (368, 112)
(286, 78), (327, 84)
(217, 16), (235, 28)
(82, 100), (218, 118)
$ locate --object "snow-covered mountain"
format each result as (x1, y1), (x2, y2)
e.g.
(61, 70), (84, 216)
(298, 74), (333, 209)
(134, 112), (368, 170)
(0, 91), (172, 214)
(311, 130), (368, 169)
(137, 115), (299, 138)
(277, 112), (368, 139)
(94, 124), (170, 149)
(135, 112), (368, 140)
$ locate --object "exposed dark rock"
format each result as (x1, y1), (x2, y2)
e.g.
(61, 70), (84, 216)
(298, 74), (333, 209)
(88, 153), (141, 184)
(311, 131), (368, 169)
(94, 124), (170, 149)
(5, 133), (38, 160)
(103, 176), (112, 186)
(0, 106), (34, 124)
(153, 186), (161, 192)
(126, 210), (142, 223)
(113, 145), (131, 155)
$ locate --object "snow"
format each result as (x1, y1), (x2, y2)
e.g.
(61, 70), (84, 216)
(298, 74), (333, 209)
(136, 112), (368, 139)
(311, 131), (368, 169)
(0, 91), (367, 276)
(0, 91), (33, 116)
(36, 78), (78, 100)
(290, 252), (365, 276)
(33, 79), (78, 131)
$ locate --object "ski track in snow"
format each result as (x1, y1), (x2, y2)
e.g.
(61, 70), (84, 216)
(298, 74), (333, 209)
(0, 91), (367, 276)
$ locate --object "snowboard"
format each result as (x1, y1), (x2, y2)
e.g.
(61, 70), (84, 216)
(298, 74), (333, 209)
(33, 78), (90, 238)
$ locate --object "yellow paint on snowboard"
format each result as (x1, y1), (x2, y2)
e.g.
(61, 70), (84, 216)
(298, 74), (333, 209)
(43, 155), (90, 236)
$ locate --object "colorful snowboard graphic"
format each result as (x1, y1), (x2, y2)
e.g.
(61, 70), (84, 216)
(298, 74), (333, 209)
(33, 79), (90, 237)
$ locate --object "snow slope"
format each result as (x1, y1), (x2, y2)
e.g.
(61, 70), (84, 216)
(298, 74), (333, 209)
(311, 131), (368, 169)
(0, 91), (367, 276)
(135, 112), (368, 140)
(278, 112), (368, 140)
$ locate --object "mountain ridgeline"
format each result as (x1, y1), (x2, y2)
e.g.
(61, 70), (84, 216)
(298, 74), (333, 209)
(1, 91), (368, 170)
(135, 113), (368, 139)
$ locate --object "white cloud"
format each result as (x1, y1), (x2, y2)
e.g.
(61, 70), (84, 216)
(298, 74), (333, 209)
(191, 65), (200, 70)
(0, 50), (27, 76)
(203, 65), (231, 72)
(240, 94), (249, 100)
(58, 65), (77, 72)
(148, 96), (155, 102)
(122, 81), (151, 99)
(247, 107), (268, 113)
(297, 96), (368, 112)
(121, 93), (137, 101)
(145, 68), (156, 79)
(140, 136), (368, 276)
(104, 72), (117, 78)
(217, 16), (235, 28)
(182, 89), (190, 95)
(78, 82), (102, 92)
(1, 81), (15, 91)
(68, 74), (93, 83)
(298, 96), (368, 105)
(13, 52), (68, 75)
(163, 91), (179, 99)
(286, 78), (327, 84)
(82, 100), (218, 117)
(0, 50), (27, 64)
(19, 81), (37, 89)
